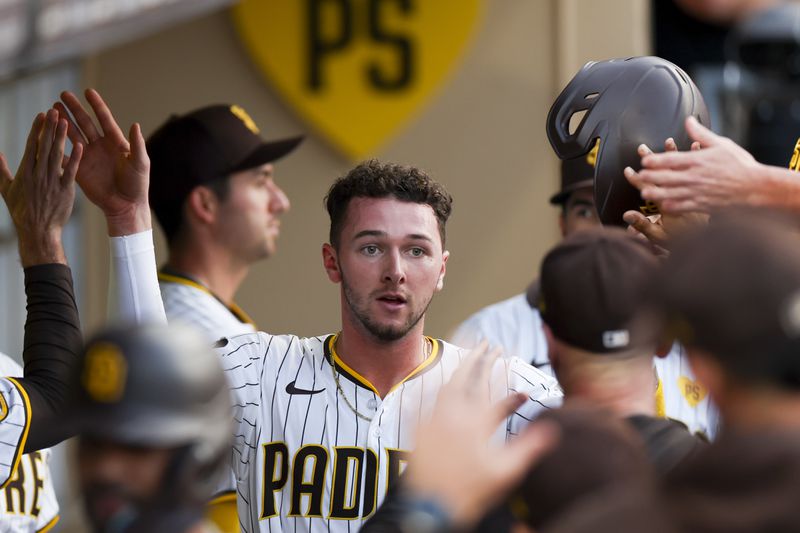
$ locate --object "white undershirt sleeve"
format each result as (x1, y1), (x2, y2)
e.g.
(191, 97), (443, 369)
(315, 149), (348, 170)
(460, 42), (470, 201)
(108, 229), (167, 325)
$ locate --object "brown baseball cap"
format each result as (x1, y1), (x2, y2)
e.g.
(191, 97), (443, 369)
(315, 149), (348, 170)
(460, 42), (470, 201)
(538, 226), (659, 353)
(655, 211), (800, 388)
(549, 139), (599, 205)
(147, 104), (303, 238)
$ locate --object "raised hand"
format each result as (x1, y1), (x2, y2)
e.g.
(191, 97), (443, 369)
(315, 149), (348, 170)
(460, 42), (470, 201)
(56, 89), (150, 236)
(633, 116), (764, 213)
(0, 109), (83, 266)
(623, 138), (708, 255)
(404, 342), (559, 528)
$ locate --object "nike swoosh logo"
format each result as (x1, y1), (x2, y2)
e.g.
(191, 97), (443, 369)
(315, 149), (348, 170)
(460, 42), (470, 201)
(285, 380), (326, 395)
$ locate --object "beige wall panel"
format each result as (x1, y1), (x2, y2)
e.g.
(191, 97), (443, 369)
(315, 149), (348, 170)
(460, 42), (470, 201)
(83, 0), (649, 340)
(556, 0), (652, 87)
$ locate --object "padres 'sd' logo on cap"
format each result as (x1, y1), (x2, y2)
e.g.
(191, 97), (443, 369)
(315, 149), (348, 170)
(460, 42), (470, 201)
(82, 343), (127, 403)
(230, 105), (260, 135)
(789, 138), (800, 171)
(585, 139), (600, 168)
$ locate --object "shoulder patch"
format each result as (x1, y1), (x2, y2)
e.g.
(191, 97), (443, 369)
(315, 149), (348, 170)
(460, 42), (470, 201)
(678, 376), (707, 408)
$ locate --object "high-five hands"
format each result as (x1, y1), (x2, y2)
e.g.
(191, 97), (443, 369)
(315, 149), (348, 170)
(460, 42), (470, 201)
(0, 110), (83, 266)
(56, 89), (150, 236)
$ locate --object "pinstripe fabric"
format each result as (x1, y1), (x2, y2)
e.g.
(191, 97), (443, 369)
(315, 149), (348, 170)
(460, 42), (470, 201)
(0, 355), (58, 533)
(159, 278), (256, 517)
(220, 332), (562, 532)
(160, 280), (256, 343)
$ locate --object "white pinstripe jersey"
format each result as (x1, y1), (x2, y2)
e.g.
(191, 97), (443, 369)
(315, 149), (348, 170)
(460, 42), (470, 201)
(0, 354), (58, 533)
(159, 276), (256, 343)
(159, 275), (256, 506)
(655, 344), (720, 440)
(220, 332), (562, 533)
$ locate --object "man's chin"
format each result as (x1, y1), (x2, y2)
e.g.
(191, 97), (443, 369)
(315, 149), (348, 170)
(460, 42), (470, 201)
(361, 316), (418, 343)
(84, 488), (139, 532)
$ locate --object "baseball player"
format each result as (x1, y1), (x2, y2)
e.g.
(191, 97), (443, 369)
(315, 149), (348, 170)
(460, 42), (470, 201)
(138, 101), (301, 530)
(52, 95), (564, 533)
(145, 103), (302, 341)
(0, 109), (84, 530)
(0, 354), (59, 533)
(72, 324), (232, 533)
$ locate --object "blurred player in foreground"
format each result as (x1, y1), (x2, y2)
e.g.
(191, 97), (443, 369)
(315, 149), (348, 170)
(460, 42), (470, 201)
(72, 324), (231, 533)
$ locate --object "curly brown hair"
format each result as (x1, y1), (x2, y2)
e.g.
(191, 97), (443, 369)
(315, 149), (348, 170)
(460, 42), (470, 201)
(325, 160), (453, 248)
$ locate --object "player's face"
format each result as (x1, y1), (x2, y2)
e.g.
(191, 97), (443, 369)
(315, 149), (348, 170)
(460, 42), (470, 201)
(324, 197), (449, 342)
(214, 163), (290, 262)
(559, 187), (600, 237)
(78, 436), (174, 532)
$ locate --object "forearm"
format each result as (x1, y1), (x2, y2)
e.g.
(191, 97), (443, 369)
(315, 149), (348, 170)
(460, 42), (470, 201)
(108, 229), (167, 324)
(19, 264), (82, 451)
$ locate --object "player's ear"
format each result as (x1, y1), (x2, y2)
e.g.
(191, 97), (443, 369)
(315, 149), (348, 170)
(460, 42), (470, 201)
(435, 250), (449, 291)
(186, 185), (218, 225)
(322, 243), (342, 283)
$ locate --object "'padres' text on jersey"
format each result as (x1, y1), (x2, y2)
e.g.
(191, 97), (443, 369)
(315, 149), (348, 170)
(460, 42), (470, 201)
(220, 333), (562, 532)
(0, 355), (59, 533)
(0, 378), (29, 492)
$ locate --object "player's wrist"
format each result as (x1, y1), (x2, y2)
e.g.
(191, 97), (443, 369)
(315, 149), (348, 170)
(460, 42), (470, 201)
(105, 203), (152, 236)
(17, 231), (67, 267)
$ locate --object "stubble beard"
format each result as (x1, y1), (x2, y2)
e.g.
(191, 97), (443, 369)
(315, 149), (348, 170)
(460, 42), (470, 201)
(340, 271), (433, 343)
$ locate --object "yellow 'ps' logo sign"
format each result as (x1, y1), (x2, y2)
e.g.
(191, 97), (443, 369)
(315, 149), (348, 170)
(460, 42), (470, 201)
(232, 0), (484, 160)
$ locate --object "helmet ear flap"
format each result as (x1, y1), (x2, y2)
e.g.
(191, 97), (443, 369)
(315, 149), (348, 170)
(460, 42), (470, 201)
(166, 442), (230, 505)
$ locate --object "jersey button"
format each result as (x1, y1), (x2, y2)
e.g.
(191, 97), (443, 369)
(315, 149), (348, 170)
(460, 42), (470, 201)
(373, 428), (382, 438)
(367, 398), (378, 410)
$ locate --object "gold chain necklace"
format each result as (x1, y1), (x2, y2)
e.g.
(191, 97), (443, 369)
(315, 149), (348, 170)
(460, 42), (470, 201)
(330, 336), (432, 423)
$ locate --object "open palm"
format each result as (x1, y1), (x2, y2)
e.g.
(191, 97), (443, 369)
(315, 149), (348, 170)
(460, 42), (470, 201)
(56, 89), (150, 233)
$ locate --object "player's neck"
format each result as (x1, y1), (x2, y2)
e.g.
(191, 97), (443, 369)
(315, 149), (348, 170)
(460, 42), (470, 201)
(167, 244), (249, 304)
(564, 366), (656, 418)
(336, 321), (429, 398)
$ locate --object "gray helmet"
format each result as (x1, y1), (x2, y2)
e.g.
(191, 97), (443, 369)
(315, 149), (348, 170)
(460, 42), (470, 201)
(74, 323), (232, 531)
(546, 56), (710, 226)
